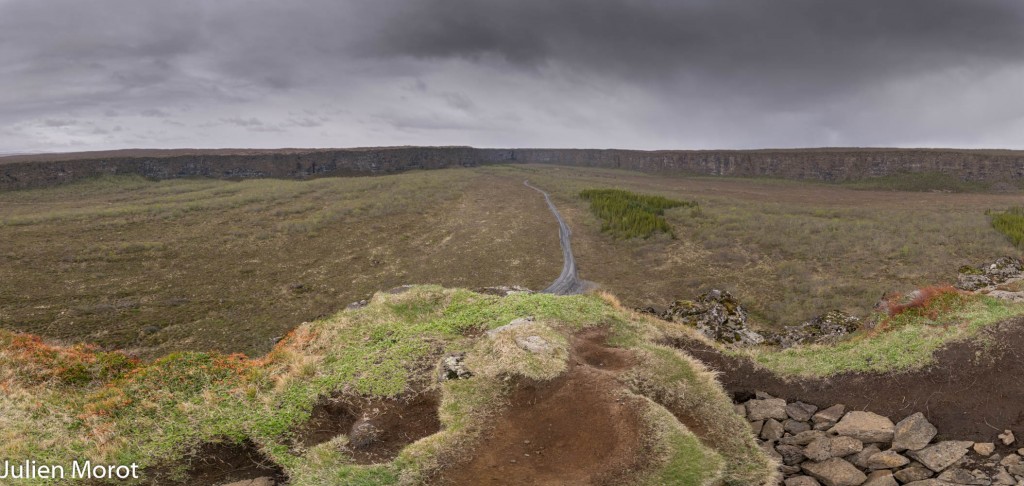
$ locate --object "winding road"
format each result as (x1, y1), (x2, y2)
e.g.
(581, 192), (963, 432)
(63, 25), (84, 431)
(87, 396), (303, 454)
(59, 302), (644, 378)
(524, 180), (587, 295)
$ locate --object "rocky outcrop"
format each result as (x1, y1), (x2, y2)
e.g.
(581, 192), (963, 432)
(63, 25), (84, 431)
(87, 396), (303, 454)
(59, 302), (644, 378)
(764, 311), (862, 348)
(741, 392), (1024, 485)
(956, 257), (1024, 292)
(6, 146), (1024, 191)
(659, 290), (766, 345)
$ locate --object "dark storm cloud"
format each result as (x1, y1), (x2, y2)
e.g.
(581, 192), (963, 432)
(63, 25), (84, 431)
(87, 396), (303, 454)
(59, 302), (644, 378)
(1, 0), (1023, 151)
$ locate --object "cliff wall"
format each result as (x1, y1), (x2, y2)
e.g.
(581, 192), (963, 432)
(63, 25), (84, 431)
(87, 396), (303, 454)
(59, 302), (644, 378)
(3, 146), (1024, 190)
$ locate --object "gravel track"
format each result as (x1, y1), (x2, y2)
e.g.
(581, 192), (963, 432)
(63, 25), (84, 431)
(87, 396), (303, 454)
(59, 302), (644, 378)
(524, 180), (586, 295)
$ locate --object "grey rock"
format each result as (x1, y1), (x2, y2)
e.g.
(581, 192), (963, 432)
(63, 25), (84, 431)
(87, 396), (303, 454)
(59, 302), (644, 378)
(782, 430), (829, 446)
(751, 420), (765, 436)
(781, 464), (803, 476)
(788, 401), (820, 422)
(805, 437), (863, 462)
(993, 468), (1016, 485)
(902, 480), (956, 486)
(863, 470), (899, 486)
(777, 444), (807, 466)
(734, 403), (747, 417)
(849, 445), (883, 469)
(515, 335), (554, 354)
(813, 405), (846, 430)
(956, 257), (1023, 291)
(786, 419), (812, 435)
(938, 467), (989, 485)
(802, 458), (868, 486)
(908, 441), (975, 472)
(747, 398), (790, 421)
(485, 316), (535, 338)
(764, 311), (862, 348)
(831, 411), (895, 444)
(763, 418), (785, 441)
(438, 353), (473, 381)
(785, 476), (822, 486)
(893, 413), (939, 451)
(894, 466), (935, 483)
(867, 451), (910, 470)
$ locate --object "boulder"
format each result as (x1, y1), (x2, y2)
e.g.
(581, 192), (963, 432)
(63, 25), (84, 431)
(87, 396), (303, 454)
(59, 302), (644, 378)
(777, 444), (807, 466)
(866, 451), (910, 470)
(805, 437), (863, 462)
(937, 467), (989, 485)
(999, 430), (1016, 446)
(830, 411), (895, 443)
(863, 470), (899, 486)
(849, 445), (883, 469)
(348, 417), (381, 449)
(787, 401), (819, 422)
(747, 398), (790, 421)
(802, 458), (868, 486)
(781, 430), (828, 446)
(893, 465), (934, 483)
(893, 413), (938, 451)
(785, 476), (822, 486)
(908, 441), (975, 472)
(786, 419), (812, 435)
(663, 290), (765, 345)
(813, 405), (846, 430)
(762, 418), (785, 441)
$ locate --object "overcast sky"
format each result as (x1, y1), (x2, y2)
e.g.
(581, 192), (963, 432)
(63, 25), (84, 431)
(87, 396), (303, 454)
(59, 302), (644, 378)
(2, 0), (1024, 153)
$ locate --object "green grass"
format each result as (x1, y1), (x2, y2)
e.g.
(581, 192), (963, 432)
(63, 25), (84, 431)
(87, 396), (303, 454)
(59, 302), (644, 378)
(579, 188), (696, 239)
(989, 206), (1024, 249)
(0, 286), (775, 485)
(739, 292), (1024, 377)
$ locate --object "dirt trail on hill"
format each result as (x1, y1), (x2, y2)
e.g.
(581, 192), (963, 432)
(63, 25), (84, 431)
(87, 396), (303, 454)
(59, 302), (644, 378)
(524, 180), (587, 295)
(670, 316), (1024, 442)
(437, 329), (647, 485)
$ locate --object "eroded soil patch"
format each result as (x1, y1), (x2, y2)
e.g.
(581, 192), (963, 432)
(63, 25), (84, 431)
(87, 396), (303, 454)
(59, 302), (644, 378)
(295, 391), (442, 464)
(669, 316), (1024, 441)
(145, 440), (286, 486)
(438, 328), (647, 486)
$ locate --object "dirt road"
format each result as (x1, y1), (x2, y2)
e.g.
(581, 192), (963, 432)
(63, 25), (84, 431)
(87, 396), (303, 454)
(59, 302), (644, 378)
(524, 180), (586, 295)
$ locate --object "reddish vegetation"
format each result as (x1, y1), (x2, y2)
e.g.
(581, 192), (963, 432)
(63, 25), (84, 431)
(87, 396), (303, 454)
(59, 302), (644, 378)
(883, 285), (963, 317)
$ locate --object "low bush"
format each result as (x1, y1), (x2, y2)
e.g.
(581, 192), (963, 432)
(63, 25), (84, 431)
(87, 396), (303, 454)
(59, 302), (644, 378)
(579, 189), (696, 239)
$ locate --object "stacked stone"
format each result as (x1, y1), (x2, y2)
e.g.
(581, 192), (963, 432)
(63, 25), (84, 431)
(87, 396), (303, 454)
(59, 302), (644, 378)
(739, 392), (1024, 486)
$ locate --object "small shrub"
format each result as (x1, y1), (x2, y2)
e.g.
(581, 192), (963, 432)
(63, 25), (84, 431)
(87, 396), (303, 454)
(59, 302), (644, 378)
(579, 189), (696, 239)
(989, 207), (1024, 249)
(884, 285), (964, 318)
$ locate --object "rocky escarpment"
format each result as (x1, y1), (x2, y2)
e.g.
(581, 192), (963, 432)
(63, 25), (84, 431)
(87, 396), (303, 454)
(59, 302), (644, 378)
(5, 146), (1024, 190)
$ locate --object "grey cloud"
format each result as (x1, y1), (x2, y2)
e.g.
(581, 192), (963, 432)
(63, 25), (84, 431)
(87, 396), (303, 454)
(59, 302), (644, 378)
(1, 0), (1023, 152)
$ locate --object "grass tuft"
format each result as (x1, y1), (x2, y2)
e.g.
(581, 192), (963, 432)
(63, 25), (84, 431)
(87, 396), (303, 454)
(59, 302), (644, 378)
(989, 206), (1024, 249)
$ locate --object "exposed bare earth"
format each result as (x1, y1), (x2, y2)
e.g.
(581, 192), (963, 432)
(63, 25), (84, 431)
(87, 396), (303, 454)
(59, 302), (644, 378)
(670, 316), (1024, 442)
(437, 329), (648, 485)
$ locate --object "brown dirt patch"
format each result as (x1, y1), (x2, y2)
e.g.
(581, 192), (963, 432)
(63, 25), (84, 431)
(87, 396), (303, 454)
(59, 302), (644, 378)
(294, 391), (442, 464)
(144, 440), (286, 485)
(669, 316), (1024, 443)
(437, 328), (647, 486)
